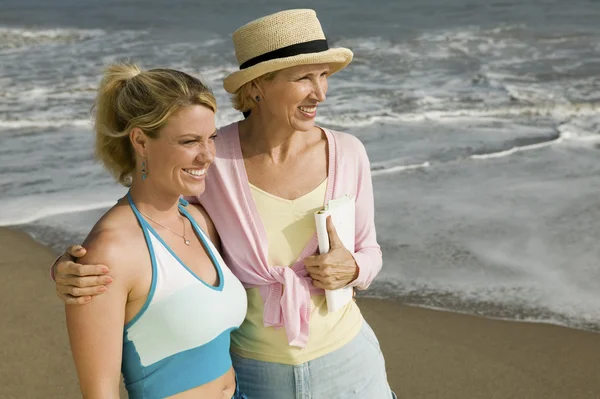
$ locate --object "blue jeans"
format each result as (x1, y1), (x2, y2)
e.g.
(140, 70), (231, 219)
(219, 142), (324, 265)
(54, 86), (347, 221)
(232, 374), (248, 399)
(232, 320), (397, 399)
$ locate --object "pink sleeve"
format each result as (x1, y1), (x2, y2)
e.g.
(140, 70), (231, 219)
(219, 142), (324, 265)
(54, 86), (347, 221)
(348, 143), (383, 290)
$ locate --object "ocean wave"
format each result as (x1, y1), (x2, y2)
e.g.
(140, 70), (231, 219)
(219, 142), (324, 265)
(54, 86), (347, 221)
(0, 200), (117, 226)
(0, 86), (97, 104)
(416, 103), (600, 120)
(469, 136), (563, 160)
(0, 118), (92, 130)
(366, 280), (600, 332)
(369, 127), (596, 175)
(336, 24), (597, 107)
(337, 24), (534, 62)
(557, 116), (600, 142)
(0, 26), (106, 49)
(371, 161), (431, 176)
(319, 102), (600, 129)
(368, 138), (559, 177)
(318, 111), (412, 128)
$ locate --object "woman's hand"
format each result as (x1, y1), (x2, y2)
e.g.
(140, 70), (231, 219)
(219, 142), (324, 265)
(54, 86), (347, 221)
(53, 245), (113, 305)
(304, 216), (359, 290)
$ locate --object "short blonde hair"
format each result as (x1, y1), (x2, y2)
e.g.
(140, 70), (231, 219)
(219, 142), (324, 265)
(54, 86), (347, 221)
(93, 64), (217, 186)
(231, 71), (278, 113)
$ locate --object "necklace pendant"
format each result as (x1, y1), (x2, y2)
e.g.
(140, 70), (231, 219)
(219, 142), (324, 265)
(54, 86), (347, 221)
(184, 239), (191, 246)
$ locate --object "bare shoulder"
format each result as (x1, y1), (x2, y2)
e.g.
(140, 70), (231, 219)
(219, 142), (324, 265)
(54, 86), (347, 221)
(184, 203), (221, 250)
(80, 200), (147, 279)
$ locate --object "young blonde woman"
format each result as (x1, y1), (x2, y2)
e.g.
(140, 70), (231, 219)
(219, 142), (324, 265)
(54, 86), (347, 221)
(53, 9), (396, 399)
(63, 64), (248, 398)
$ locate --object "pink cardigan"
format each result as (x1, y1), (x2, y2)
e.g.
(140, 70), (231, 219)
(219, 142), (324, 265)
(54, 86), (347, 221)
(192, 122), (382, 348)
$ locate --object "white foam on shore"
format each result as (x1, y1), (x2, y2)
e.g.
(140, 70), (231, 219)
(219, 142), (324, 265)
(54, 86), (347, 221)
(364, 274), (600, 332)
(0, 27), (106, 49)
(394, 302), (597, 332)
(318, 102), (600, 129)
(470, 136), (565, 160)
(0, 119), (92, 130)
(0, 201), (116, 227)
(557, 115), (600, 143)
(371, 161), (431, 176)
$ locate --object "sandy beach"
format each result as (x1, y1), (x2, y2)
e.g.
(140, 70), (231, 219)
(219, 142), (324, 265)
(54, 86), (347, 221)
(1, 226), (599, 399)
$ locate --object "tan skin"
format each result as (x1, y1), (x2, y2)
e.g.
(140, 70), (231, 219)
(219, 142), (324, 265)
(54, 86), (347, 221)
(53, 63), (358, 303)
(65, 105), (236, 398)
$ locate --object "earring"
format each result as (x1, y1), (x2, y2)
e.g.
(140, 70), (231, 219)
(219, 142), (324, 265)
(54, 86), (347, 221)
(141, 160), (147, 180)
(255, 95), (260, 102)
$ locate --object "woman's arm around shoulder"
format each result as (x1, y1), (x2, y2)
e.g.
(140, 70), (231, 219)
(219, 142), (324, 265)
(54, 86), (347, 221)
(65, 227), (135, 398)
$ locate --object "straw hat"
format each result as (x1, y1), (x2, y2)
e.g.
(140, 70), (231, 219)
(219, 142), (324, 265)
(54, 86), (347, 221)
(223, 9), (353, 94)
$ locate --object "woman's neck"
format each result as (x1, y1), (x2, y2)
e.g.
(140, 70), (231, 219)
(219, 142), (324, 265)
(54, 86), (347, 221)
(239, 116), (312, 163)
(128, 180), (181, 222)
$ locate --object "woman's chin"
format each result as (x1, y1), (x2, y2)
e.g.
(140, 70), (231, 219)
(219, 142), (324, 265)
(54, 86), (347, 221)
(292, 119), (316, 132)
(180, 181), (206, 197)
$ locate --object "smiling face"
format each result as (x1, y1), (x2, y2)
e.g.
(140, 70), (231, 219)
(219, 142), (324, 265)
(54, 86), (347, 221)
(256, 63), (330, 132)
(134, 104), (217, 197)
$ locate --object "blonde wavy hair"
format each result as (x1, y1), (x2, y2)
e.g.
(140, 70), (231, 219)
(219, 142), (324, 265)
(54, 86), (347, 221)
(93, 63), (217, 186)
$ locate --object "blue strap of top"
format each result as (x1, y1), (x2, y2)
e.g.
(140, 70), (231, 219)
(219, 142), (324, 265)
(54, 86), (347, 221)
(126, 192), (224, 291)
(124, 192), (159, 329)
(177, 200), (225, 291)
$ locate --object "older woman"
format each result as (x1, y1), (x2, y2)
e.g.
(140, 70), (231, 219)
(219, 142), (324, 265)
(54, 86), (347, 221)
(52, 9), (395, 399)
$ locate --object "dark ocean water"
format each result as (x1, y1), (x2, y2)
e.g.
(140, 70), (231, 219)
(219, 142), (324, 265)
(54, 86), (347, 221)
(1, 0), (599, 330)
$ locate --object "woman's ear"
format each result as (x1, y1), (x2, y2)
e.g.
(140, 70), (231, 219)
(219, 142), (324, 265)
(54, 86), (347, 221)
(250, 79), (265, 102)
(130, 127), (147, 157)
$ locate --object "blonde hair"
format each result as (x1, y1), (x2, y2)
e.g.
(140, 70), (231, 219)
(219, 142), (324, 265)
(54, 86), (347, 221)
(231, 71), (278, 113)
(93, 63), (217, 186)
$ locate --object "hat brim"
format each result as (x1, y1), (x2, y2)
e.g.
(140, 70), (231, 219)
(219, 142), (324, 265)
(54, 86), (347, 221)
(223, 47), (353, 94)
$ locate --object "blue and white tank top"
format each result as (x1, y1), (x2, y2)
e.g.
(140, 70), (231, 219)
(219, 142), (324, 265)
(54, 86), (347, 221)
(122, 193), (247, 399)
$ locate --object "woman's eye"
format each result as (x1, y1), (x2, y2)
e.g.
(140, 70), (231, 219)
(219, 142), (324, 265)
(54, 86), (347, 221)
(210, 134), (218, 140)
(183, 140), (197, 145)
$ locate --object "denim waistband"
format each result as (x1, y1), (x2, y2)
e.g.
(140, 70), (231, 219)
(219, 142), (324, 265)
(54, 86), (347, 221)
(232, 374), (248, 399)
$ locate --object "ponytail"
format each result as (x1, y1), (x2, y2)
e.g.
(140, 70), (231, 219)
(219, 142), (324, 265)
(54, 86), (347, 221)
(93, 63), (142, 185)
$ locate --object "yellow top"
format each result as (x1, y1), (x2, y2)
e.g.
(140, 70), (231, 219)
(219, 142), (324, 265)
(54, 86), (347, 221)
(230, 178), (363, 365)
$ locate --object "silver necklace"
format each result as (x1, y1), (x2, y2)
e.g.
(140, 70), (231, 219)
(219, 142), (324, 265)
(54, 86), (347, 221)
(137, 208), (190, 246)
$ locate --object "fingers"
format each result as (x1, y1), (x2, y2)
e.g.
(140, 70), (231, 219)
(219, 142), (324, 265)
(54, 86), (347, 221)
(305, 255), (336, 271)
(309, 271), (335, 286)
(57, 251), (73, 264)
(56, 260), (109, 278)
(57, 283), (107, 297)
(70, 262), (109, 277)
(307, 265), (334, 279)
(57, 291), (92, 305)
(311, 277), (344, 291)
(326, 216), (343, 249)
(56, 282), (108, 305)
(55, 274), (113, 289)
(311, 279), (326, 290)
(66, 245), (87, 259)
(303, 255), (320, 267)
(305, 264), (322, 276)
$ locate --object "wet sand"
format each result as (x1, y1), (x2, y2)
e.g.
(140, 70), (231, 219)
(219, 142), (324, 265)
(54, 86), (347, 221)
(1, 227), (599, 398)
